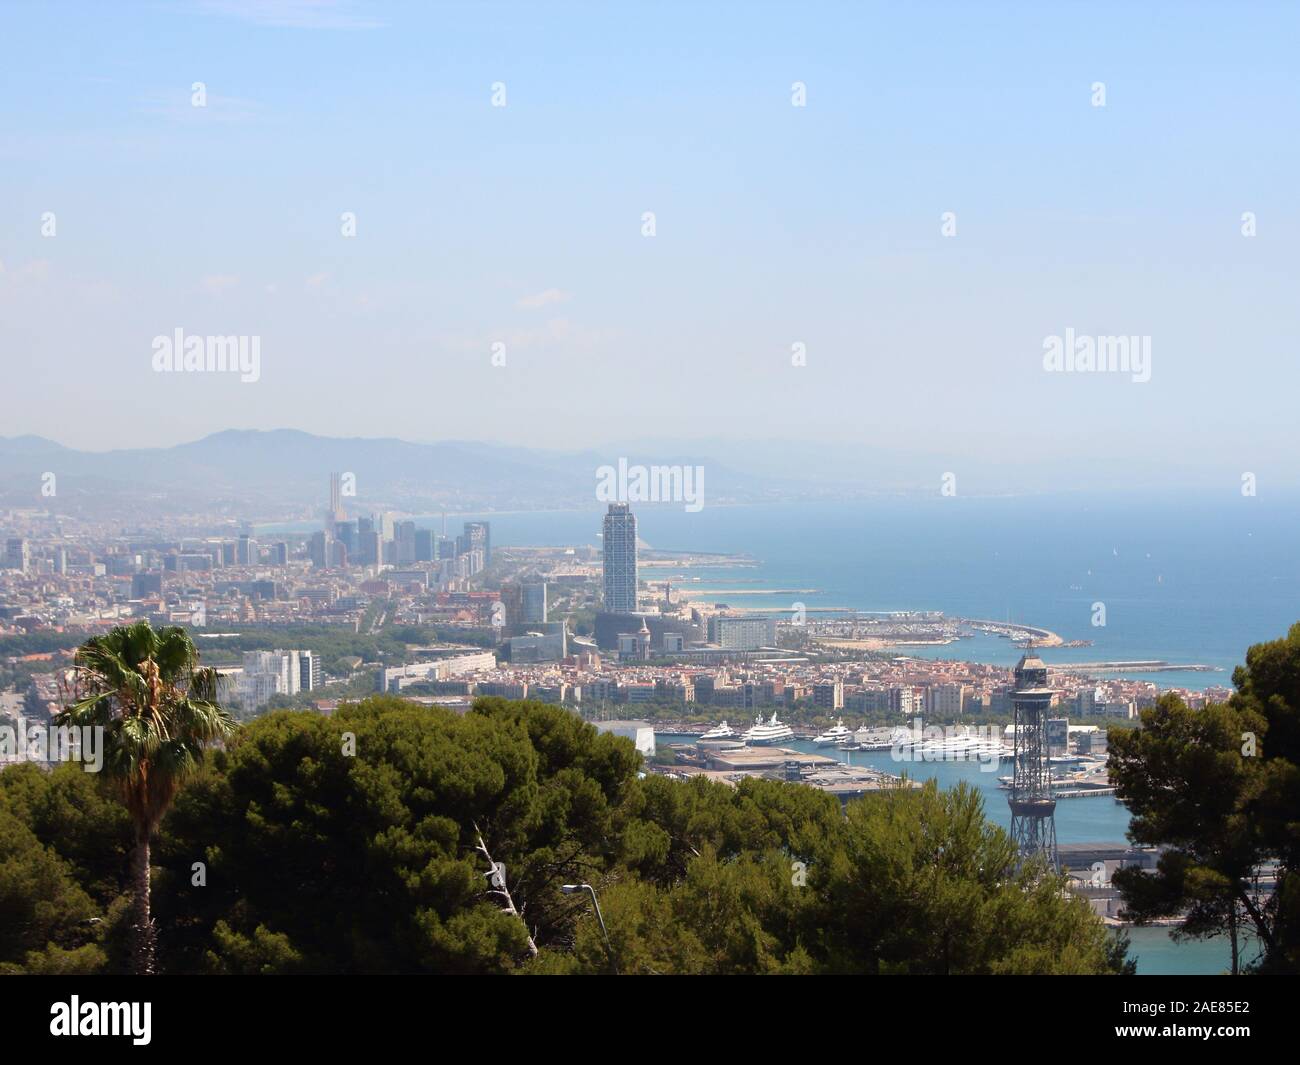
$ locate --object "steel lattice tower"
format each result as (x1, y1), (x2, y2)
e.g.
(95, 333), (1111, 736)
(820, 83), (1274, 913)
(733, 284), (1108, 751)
(1008, 648), (1058, 873)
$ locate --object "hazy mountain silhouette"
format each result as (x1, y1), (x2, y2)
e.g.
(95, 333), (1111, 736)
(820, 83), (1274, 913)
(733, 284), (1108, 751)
(0, 429), (834, 517)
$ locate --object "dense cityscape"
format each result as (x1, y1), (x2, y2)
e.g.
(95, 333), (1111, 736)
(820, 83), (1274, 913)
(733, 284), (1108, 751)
(1, 477), (1233, 726)
(2, 0), (1295, 1045)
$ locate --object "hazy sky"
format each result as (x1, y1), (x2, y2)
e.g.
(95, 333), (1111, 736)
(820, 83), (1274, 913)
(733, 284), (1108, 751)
(2, 1), (1297, 487)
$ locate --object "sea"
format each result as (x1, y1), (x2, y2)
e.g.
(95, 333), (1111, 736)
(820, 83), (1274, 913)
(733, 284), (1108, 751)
(403, 495), (1300, 690)
(262, 494), (1300, 973)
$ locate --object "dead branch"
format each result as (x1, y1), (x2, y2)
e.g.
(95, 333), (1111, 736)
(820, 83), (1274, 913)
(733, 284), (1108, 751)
(473, 821), (538, 957)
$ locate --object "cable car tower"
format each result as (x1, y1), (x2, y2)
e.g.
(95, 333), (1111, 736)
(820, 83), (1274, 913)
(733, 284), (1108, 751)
(1008, 643), (1058, 873)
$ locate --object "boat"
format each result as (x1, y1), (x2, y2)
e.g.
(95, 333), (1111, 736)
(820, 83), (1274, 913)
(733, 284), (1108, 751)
(700, 721), (736, 740)
(853, 725), (894, 751)
(813, 718), (853, 746)
(894, 728), (1006, 762)
(743, 712), (795, 746)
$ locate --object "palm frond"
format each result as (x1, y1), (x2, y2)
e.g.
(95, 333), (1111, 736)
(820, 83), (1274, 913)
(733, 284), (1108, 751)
(59, 619), (239, 833)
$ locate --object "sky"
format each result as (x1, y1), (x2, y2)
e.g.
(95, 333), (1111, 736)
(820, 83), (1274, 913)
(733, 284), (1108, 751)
(1, 0), (1298, 491)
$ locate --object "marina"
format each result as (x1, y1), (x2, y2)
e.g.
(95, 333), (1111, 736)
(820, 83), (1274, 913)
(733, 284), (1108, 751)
(651, 723), (1241, 974)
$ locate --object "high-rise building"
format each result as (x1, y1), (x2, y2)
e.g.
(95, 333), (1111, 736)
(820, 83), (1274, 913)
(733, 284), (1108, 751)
(299, 650), (320, 692)
(131, 572), (163, 598)
(707, 615), (777, 650)
(239, 649), (310, 711)
(499, 582), (524, 628)
(309, 531), (332, 569)
(328, 472), (347, 525)
(523, 581), (548, 624)
(812, 681), (845, 709)
(414, 528), (435, 562)
(237, 534), (258, 566)
(930, 683), (971, 718)
(602, 504), (637, 613)
(463, 521), (490, 564)
(4, 538), (30, 573)
(353, 517), (379, 566)
(363, 529), (383, 570)
(333, 520), (356, 557)
(396, 521), (416, 564)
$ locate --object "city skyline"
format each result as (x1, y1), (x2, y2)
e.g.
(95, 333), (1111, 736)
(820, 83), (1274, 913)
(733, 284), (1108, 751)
(2, 0), (1296, 997)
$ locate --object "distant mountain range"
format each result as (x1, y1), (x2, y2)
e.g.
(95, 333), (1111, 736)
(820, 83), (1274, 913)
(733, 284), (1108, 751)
(1, 428), (1274, 520)
(0, 429), (877, 519)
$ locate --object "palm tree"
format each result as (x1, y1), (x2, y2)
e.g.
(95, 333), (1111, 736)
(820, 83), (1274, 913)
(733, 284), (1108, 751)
(56, 620), (238, 974)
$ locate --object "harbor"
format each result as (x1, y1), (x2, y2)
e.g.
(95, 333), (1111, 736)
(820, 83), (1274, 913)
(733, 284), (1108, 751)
(649, 719), (1245, 974)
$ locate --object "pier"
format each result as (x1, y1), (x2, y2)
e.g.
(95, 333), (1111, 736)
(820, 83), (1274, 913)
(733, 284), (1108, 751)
(1053, 660), (1219, 673)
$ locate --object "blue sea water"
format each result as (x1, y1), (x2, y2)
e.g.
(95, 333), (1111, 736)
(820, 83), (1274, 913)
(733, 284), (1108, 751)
(437, 495), (1300, 690)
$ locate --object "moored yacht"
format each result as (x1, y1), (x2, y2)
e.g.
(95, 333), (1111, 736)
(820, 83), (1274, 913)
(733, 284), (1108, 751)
(743, 712), (796, 746)
(700, 720), (736, 740)
(854, 725), (894, 751)
(813, 719), (854, 746)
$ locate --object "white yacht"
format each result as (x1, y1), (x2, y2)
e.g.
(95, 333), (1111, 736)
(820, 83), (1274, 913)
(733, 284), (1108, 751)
(854, 725), (894, 751)
(919, 736), (1005, 762)
(813, 719), (854, 746)
(743, 712), (796, 746)
(700, 721), (736, 740)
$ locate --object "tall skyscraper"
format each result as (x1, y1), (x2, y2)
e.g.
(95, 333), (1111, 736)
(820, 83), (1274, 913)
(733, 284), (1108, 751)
(299, 650), (320, 691)
(364, 530), (383, 570)
(1008, 650), (1058, 873)
(336, 520), (358, 558)
(328, 472), (347, 526)
(414, 528), (435, 562)
(523, 581), (548, 624)
(4, 538), (30, 573)
(356, 517), (378, 566)
(499, 582), (524, 628)
(463, 521), (490, 564)
(396, 520), (416, 564)
(132, 572), (163, 598)
(309, 531), (332, 569)
(602, 503), (638, 613)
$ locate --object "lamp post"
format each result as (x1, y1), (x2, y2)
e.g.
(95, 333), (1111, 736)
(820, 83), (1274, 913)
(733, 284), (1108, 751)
(561, 882), (614, 971)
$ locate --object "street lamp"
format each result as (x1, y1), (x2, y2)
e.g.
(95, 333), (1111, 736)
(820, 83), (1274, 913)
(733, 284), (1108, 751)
(561, 883), (614, 970)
